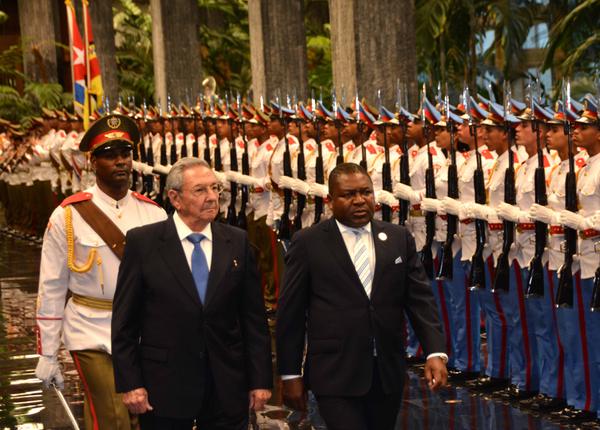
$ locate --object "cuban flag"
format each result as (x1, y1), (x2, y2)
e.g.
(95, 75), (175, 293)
(65, 0), (86, 117)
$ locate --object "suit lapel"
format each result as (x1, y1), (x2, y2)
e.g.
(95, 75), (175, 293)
(323, 219), (369, 301)
(371, 220), (392, 299)
(203, 222), (230, 308)
(158, 217), (203, 308)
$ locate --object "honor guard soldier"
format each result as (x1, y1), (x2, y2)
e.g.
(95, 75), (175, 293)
(35, 114), (167, 430)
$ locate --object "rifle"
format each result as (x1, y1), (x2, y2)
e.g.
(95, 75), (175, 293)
(466, 90), (487, 290)
(168, 97), (178, 166)
(556, 80), (577, 308)
(201, 97), (211, 165)
(421, 84), (436, 278)
(225, 94), (239, 226)
(237, 94), (249, 230)
(355, 94), (368, 170)
(212, 98), (223, 172)
(313, 94), (325, 225)
(437, 90), (458, 280)
(491, 82), (516, 293)
(378, 90), (393, 222)
(157, 102), (168, 206)
(333, 91), (344, 166)
(398, 87), (410, 226)
(141, 101), (155, 197)
(277, 95), (293, 241)
(292, 99), (307, 233)
(192, 98), (200, 158)
(526, 80), (547, 298)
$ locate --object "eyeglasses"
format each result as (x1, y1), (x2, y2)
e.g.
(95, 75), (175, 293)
(178, 183), (224, 197)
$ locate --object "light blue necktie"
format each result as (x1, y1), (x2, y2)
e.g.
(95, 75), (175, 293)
(352, 228), (372, 293)
(187, 233), (209, 303)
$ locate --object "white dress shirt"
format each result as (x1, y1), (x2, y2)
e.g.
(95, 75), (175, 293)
(172, 211), (213, 271)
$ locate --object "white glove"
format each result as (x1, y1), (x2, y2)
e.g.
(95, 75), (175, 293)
(309, 182), (329, 198)
(35, 355), (64, 390)
(290, 178), (311, 195)
(152, 164), (171, 176)
(132, 161), (154, 176)
(375, 190), (397, 207)
(559, 210), (591, 230)
(440, 197), (461, 216)
(213, 170), (227, 184)
(393, 183), (422, 204)
(421, 197), (443, 214)
(590, 211), (600, 231)
(278, 175), (296, 190)
(528, 204), (560, 225)
(497, 202), (529, 223)
(466, 203), (497, 221)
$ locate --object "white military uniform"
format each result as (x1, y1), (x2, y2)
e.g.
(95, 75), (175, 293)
(36, 185), (167, 357)
(576, 152), (600, 279)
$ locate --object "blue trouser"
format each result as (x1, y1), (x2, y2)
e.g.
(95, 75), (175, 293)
(445, 253), (481, 373)
(476, 256), (509, 379)
(524, 267), (565, 398)
(555, 270), (591, 411)
(580, 275), (600, 414)
(431, 250), (455, 368)
(494, 262), (539, 391)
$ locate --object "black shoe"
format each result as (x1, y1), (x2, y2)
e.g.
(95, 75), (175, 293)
(471, 377), (510, 393)
(580, 419), (600, 429)
(529, 396), (567, 412)
(519, 393), (546, 409)
(553, 408), (598, 423)
(465, 375), (489, 389)
(449, 370), (480, 384)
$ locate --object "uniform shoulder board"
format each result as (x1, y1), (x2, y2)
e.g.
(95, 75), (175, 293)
(266, 143), (273, 151)
(367, 144), (377, 154)
(325, 142), (335, 152)
(429, 146), (437, 156)
(481, 149), (493, 160)
(411, 149), (418, 158)
(306, 143), (315, 151)
(132, 191), (160, 207)
(60, 192), (93, 207)
(576, 157), (586, 168)
(346, 143), (355, 152)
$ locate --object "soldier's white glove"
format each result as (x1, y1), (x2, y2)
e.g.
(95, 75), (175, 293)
(277, 175), (295, 190)
(213, 170), (227, 185)
(528, 204), (560, 225)
(291, 179), (311, 196)
(132, 161), (154, 176)
(225, 170), (262, 188)
(152, 164), (171, 176)
(559, 210), (592, 231)
(393, 183), (422, 204)
(35, 355), (64, 390)
(440, 197), (459, 216)
(309, 182), (329, 199)
(466, 203), (497, 221)
(421, 198), (443, 214)
(375, 190), (397, 207)
(497, 202), (529, 223)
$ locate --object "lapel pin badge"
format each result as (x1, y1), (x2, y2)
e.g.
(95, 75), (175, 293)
(233, 259), (238, 268)
(378, 232), (387, 241)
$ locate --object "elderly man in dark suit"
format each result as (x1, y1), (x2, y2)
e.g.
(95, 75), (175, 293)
(276, 162), (448, 430)
(112, 157), (272, 430)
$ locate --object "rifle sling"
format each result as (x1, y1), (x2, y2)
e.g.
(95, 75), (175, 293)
(71, 200), (125, 260)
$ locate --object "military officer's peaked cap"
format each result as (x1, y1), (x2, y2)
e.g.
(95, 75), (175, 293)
(79, 114), (139, 155)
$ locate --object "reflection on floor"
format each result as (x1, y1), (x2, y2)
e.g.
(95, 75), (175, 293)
(0, 233), (579, 429)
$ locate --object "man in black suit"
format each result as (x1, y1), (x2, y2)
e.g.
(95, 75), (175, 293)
(276, 163), (448, 430)
(112, 158), (272, 429)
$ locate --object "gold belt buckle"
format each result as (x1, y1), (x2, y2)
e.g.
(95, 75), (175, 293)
(560, 240), (567, 254)
(594, 242), (600, 254)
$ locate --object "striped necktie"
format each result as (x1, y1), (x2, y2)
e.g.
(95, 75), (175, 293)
(352, 228), (372, 295)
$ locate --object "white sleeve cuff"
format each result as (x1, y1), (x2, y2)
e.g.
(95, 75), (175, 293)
(426, 353), (448, 364)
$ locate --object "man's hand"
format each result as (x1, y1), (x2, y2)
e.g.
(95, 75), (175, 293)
(423, 356), (448, 391)
(282, 377), (307, 412)
(122, 387), (153, 415)
(249, 389), (272, 411)
(35, 355), (64, 390)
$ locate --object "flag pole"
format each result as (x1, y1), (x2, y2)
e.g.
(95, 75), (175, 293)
(82, 0), (91, 129)
(65, 0), (76, 115)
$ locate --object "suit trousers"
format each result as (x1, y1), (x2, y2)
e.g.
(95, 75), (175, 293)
(315, 359), (402, 430)
(138, 365), (248, 430)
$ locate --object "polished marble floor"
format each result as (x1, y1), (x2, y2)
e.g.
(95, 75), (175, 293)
(0, 233), (580, 429)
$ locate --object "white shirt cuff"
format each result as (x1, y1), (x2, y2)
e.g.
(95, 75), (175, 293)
(426, 352), (448, 363)
(280, 374), (302, 381)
